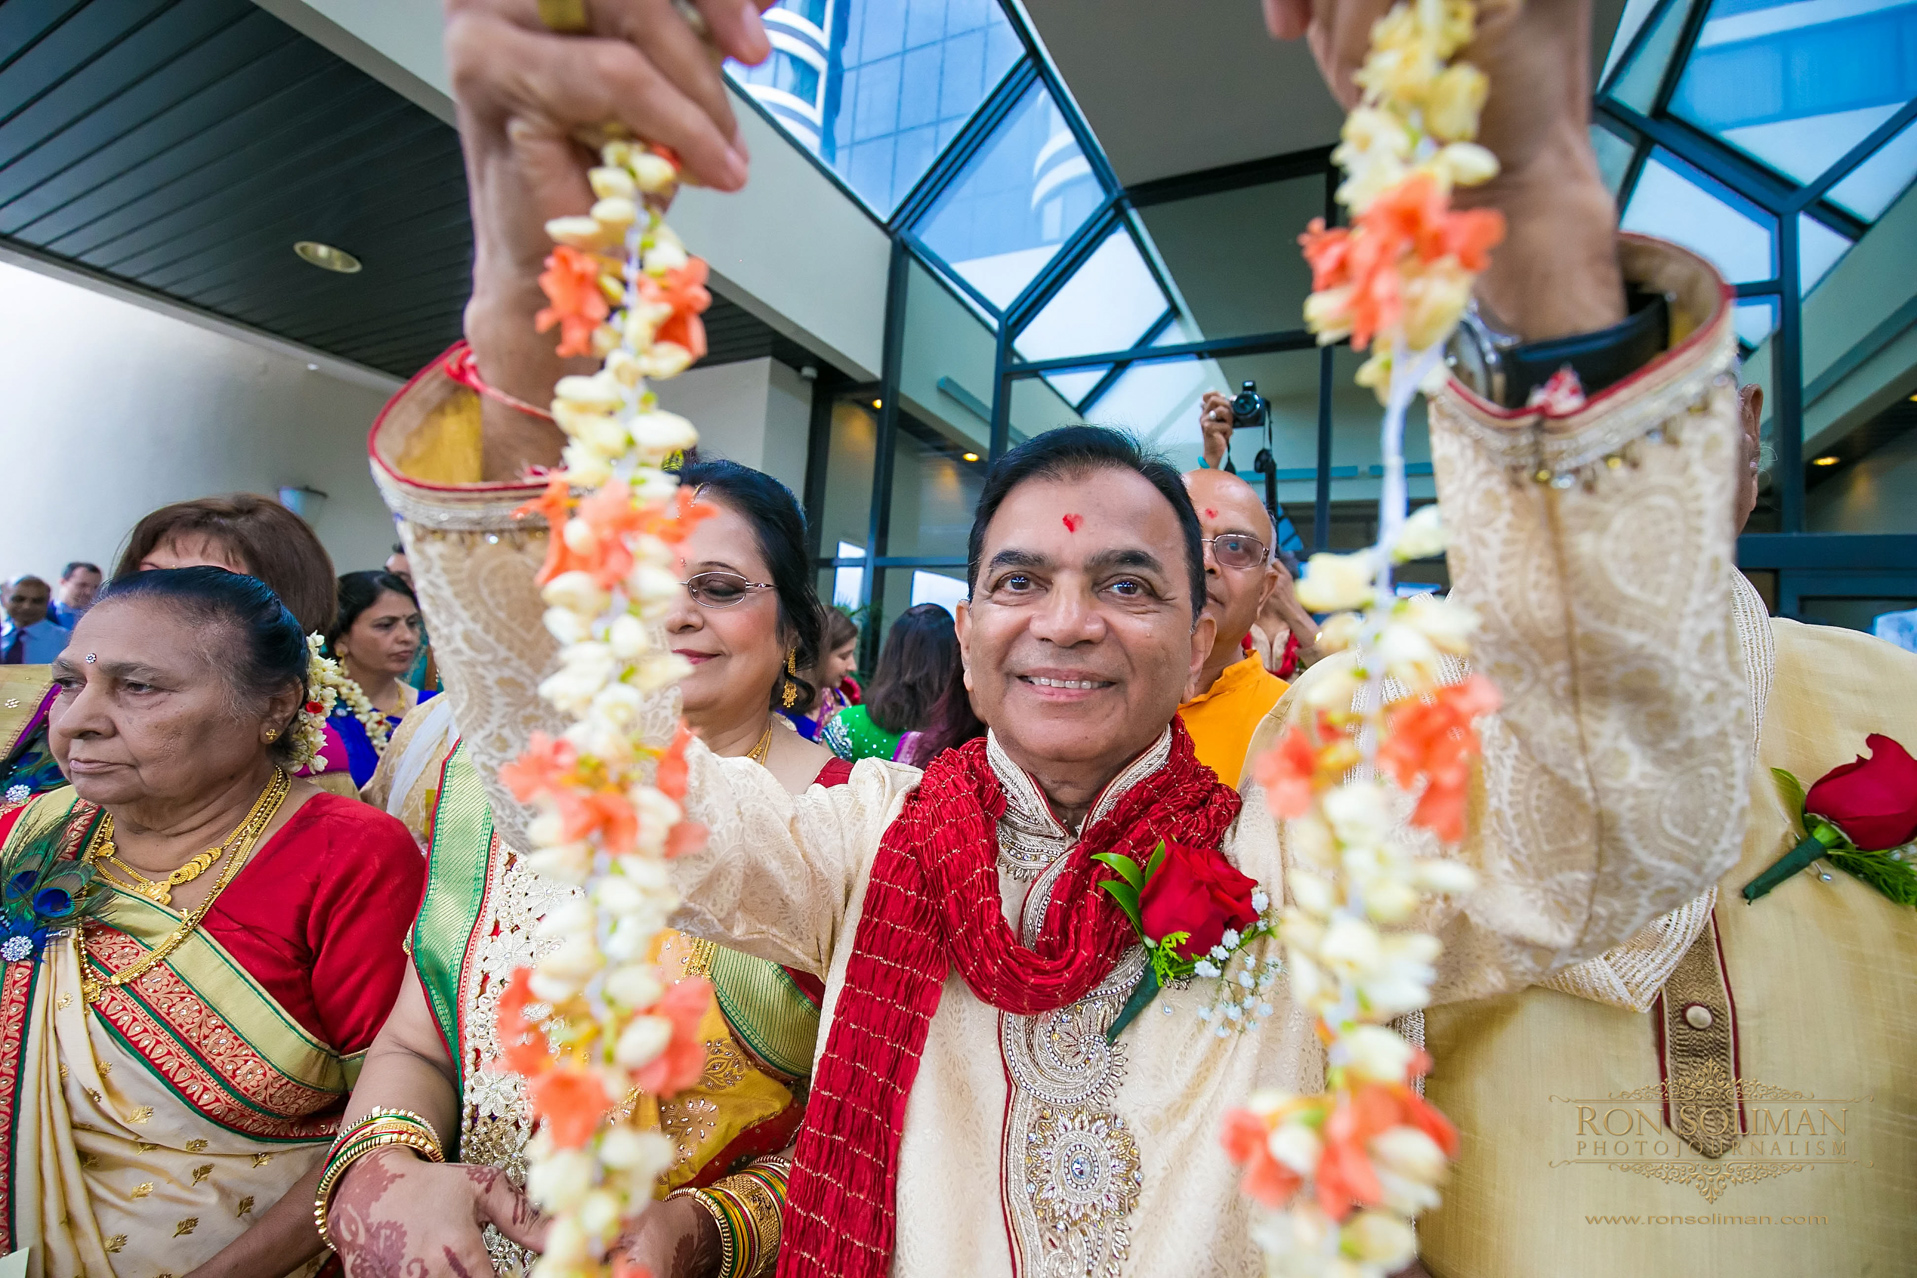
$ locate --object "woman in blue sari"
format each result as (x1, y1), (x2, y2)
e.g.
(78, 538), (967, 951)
(322, 571), (436, 787)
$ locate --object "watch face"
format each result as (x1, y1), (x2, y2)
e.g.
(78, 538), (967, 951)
(1446, 322), (1493, 401)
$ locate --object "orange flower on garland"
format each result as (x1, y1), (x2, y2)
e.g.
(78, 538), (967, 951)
(634, 978), (712, 1095)
(655, 724), (694, 800)
(496, 968), (553, 1076)
(1255, 725), (1321, 820)
(500, 732), (581, 804)
(1221, 1108), (1303, 1207)
(537, 245), (613, 359)
(1376, 674), (1500, 844)
(530, 1067), (616, 1150)
(520, 477), (579, 587)
(1299, 173), (1504, 351)
(638, 259), (712, 360)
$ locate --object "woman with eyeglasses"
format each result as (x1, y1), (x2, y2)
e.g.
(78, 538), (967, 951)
(667, 460), (850, 793)
(325, 458), (848, 1278)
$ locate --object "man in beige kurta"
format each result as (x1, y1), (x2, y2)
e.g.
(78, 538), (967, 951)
(369, 229), (1752, 1276)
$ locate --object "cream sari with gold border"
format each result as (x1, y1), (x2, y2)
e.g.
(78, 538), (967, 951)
(1, 790), (352, 1278)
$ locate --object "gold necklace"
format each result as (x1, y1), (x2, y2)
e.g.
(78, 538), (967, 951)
(747, 718), (775, 764)
(80, 769), (290, 1004)
(97, 845), (222, 907)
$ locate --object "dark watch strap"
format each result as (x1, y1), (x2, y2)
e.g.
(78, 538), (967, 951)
(1496, 288), (1669, 408)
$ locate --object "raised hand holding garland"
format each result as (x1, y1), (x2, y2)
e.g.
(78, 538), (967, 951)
(1223, 2), (1507, 1274)
(483, 135), (716, 1278)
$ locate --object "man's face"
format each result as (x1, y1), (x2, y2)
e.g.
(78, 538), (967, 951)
(957, 468), (1213, 790)
(5, 579), (50, 627)
(1184, 469), (1280, 667)
(59, 567), (101, 610)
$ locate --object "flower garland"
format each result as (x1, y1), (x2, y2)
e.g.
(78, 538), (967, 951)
(287, 634), (387, 771)
(485, 135), (715, 1278)
(1223, 3), (1507, 1275)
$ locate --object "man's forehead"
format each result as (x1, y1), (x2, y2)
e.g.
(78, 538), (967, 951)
(981, 469), (1183, 557)
(1185, 471), (1272, 538)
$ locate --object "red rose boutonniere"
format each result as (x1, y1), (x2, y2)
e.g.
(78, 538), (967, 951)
(1096, 839), (1280, 1042)
(1743, 734), (1917, 905)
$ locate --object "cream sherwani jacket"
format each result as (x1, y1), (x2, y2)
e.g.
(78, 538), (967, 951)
(370, 236), (1751, 1276)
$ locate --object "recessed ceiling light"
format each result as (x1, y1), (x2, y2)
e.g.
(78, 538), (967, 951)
(871, 398), (883, 409)
(1811, 455), (1840, 466)
(962, 452), (981, 462)
(294, 241), (362, 273)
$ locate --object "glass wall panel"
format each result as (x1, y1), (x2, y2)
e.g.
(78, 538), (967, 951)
(1735, 295), (1778, 348)
(1601, 0), (1668, 87)
(1014, 226), (1169, 394)
(1670, 0), (1917, 187)
(814, 396), (878, 567)
(890, 258), (993, 556)
(1006, 345), (1426, 555)
(1798, 213), (1852, 296)
(917, 79), (1105, 308)
(874, 566), (969, 651)
(1610, 0), (1699, 113)
(1131, 177), (1320, 341)
(1621, 150), (1775, 283)
(1591, 123), (1637, 194)
(729, 0), (1024, 216)
(1828, 119), (1917, 220)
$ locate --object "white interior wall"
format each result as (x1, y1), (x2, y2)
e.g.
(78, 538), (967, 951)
(0, 258), (400, 583)
(650, 355), (813, 488)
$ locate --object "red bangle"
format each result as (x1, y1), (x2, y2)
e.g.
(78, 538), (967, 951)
(442, 342), (554, 421)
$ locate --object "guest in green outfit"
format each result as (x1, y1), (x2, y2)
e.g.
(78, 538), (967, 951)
(821, 602), (960, 763)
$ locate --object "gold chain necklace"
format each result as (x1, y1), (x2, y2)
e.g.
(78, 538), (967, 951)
(79, 769), (290, 1004)
(747, 718), (775, 764)
(96, 844), (222, 907)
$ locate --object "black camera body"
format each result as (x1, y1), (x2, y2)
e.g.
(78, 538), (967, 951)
(1229, 379), (1269, 432)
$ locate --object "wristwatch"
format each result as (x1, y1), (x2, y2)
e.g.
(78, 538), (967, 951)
(1446, 287), (1670, 409)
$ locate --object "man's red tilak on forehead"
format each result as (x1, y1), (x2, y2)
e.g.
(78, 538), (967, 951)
(1062, 514), (1084, 532)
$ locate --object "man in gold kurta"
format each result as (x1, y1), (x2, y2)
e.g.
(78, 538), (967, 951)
(1379, 389), (1917, 1278)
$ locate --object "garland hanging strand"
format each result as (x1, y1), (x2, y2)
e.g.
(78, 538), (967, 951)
(1224, 2), (1509, 1274)
(487, 134), (717, 1278)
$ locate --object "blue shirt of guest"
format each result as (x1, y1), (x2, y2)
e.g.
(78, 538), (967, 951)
(0, 618), (71, 665)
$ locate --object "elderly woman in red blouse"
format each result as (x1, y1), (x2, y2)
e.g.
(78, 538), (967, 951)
(0, 566), (422, 1276)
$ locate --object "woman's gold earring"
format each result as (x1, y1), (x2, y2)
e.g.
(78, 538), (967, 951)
(265, 729), (279, 742)
(781, 648), (800, 709)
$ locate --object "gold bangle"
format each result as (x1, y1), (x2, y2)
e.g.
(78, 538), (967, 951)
(313, 1130), (444, 1249)
(669, 1186), (739, 1277)
(536, 0), (590, 32)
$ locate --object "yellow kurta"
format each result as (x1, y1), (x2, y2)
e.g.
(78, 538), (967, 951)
(371, 234), (1755, 1275)
(1178, 653), (1288, 788)
(1417, 613), (1917, 1278)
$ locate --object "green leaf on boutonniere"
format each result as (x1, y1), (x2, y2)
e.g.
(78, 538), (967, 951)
(1094, 852), (1146, 936)
(1772, 767), (1808, 822)
(1827, 848), (1917, 907)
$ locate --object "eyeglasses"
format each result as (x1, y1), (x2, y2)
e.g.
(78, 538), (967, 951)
(681, 571), (776, 609)
(1201, 534), (1270, 571)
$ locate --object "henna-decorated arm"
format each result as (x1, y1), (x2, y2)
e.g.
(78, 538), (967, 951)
(327, 968), (547, 1275)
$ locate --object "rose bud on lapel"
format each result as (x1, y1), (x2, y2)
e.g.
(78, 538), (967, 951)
(1805, 734), (1917, 851)
(1140, 840), (1261, 959)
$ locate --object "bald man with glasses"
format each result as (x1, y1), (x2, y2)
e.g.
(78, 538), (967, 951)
(1175, 467), (1291, 786)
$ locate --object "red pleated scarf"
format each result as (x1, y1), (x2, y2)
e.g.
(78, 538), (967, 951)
(777, 720), (1241, 1278)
